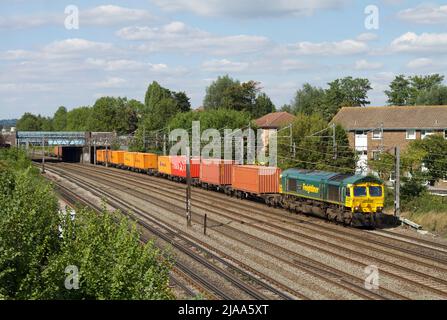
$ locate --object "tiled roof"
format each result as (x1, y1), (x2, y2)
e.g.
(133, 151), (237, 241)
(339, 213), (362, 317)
(332, 106), (447, 130)
(254, 112), (296, 129)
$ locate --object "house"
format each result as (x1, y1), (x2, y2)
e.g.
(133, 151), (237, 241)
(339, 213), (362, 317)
(254, 112), (296, 150)
(332, 105), (447, 187)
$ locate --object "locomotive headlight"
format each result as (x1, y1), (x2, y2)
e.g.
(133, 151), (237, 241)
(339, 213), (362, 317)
(354, 206), (360, 212)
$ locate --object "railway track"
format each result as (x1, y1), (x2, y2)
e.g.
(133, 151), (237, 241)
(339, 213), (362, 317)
(44, 162), (447, 299)
(66, 164), (447, 271)
(45, 164), (301, 300)
(53, 183), (215, 300)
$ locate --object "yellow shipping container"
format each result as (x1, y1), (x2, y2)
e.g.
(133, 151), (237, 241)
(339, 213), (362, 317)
(124, 152), (137, 168)
(96, 150), (104, 163)
(111, 151), (125, 166)
(157, 156), (172, 175)
(135, 153), (158, 170)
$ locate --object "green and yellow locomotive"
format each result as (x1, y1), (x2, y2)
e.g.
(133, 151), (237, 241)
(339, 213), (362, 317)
(279, 169), (385, 227)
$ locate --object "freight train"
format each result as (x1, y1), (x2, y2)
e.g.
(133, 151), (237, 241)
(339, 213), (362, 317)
(95, 150), (385, 227)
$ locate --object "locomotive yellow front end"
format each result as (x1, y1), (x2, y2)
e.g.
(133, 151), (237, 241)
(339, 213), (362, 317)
(345, 183), (385, 214)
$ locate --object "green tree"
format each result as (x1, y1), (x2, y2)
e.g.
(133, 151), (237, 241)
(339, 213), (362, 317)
(141, 82), (191, 132)
(39, 208), (173, 300)
(144, 81), (172, 113)
(323, 77), (372, 121)
(415, 85), (447, 105)
(16, 113), (42, 131)
(278, 114), (355, 172)
(172, 92), (191, 113)
(292, 83), (326, 116)
(0, 167), (61, 299)
(385, 74), (445, 106)
(203, 75), (239, 110)
(253, 92), (276, 118)
(409, 135), (447, 184)
(369, 152), (395, 182)
(52, 106), (68, 131)
(385, 75), (411, 106)
(280, 104), (292, 113)
(0, 149), (173, 300)
(169, 109), (252, 133)
(66, 107), (91, 131)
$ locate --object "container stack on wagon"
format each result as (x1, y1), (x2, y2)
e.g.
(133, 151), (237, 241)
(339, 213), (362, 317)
(124, 152), (137, 169)
(171, 156), (201, 180)
(231, 165), (281, 200)
(111, 151), (125, 167)
(157, 156), (172, 176)
(134, 153), (158, 173)
(200, 159), (233, 191)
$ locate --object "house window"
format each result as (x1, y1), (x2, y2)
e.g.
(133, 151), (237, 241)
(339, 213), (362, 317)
(406, 129), (416, 140)
(421, 130), (434, 139)
(372, 129), (382, 140)
(372, 151), (381, 161)
(390, 171), (396, 182)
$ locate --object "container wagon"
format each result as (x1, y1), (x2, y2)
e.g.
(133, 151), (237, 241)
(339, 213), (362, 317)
(111, 151), (125, 167)
(124, 152), (137, 170)
(157, 156), (172, 176)
(171, 156), (201, 181)
(200, 159), (233, 192)
(53, 146), (62, 159)
(231, 165), (281, 202)
(134, 153), (158, 174)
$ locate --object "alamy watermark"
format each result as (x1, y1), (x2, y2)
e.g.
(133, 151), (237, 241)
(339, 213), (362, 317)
(364, 5), (379, 30)
(364, 265), (380, 290)
(168, 121), (277, 168)
(65, 5), (79, 30)
(65, 265), (80, 290)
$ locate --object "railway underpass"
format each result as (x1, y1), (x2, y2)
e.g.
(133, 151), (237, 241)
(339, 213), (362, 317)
(16, 131), (118, 164)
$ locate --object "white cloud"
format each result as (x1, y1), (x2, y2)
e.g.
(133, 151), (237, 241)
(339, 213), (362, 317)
(117, 22), (270, 55)
(95, 77), (127, 88)
(280, 59), (312, 71)
(390, 32), (447, 53)
(0, 5), (155, 29)
(356, 33), (379, 42)
(202, 59), (249, 72)
(398, 4), (447, 24)
(151, 0), (349, 18)
(406, 57), (434, 69)
(82, 5), (155, 26)
(288, 39), (368, 55)
(355, 59), (383, 70)
(44, 39), (112, 54)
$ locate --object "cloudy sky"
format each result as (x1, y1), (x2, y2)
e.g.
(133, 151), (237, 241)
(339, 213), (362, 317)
(0, 0), (446, 119)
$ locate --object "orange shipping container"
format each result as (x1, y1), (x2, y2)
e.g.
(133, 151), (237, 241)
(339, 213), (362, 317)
(158, 156), (172, 175)
(200, 159), (233, 185)
(53, 146), (62, 158)
(111, 151), (125, 166)
(231, 165), (281, 194)
(135, 153), (158, 170)
(124, 152), (137, 168)
(96, 150), (109, 163)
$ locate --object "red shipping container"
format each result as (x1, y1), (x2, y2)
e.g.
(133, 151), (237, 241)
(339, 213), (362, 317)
(171, 156), (201, 178)
(232, 165), (281, 194)
(200, 159), (233, 185)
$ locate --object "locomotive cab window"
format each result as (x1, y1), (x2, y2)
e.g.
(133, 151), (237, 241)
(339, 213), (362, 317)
(369, 186), (382, 197)
(354, 186), (367, 197)
(346, 188), (351, 197)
